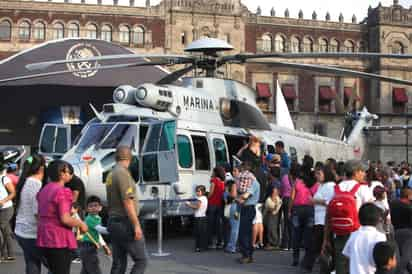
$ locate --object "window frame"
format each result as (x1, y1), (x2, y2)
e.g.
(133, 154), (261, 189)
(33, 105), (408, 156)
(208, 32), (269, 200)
(0, 20), (12, 41)
(177, 134), (193, 169)
(191, 135), (211, 171)
(18, 20), (31, 41)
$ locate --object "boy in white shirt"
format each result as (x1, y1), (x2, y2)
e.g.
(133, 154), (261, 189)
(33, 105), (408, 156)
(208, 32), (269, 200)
(186, 185), (208, 252)
(343, 203), (387, 274)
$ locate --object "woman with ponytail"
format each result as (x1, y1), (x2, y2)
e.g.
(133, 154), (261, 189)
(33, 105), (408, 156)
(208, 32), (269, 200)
(14, 154), (46, 274)
(288, 155), (319, 270)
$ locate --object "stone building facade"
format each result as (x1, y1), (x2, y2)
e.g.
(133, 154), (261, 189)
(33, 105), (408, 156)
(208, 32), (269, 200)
(0, 0), (411, 162)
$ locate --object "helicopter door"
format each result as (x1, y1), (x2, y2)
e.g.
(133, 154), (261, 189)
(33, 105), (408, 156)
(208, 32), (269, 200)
(38, 123), (71, 158)
(139, 120), (178, 184)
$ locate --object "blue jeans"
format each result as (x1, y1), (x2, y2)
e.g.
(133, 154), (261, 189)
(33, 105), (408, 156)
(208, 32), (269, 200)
(226, 203), (240, 252)
(15, 235), (45, 274)
(238, 205), (256, 258)
(108, 217), (148, 274)
(291, 205), (314, 264)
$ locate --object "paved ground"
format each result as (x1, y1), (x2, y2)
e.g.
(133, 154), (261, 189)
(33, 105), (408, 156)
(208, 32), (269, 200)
(0, 233), (299, 274)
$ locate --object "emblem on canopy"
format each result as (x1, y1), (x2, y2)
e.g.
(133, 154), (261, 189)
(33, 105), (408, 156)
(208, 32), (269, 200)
(66, 43), (101, 78)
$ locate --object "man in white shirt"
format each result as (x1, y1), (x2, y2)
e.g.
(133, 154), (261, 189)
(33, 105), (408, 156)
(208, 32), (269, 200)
(343, 203), (386, 274)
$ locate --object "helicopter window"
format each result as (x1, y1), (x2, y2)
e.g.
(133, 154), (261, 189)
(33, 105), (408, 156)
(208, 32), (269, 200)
(100, 124), (137, 150)
(159, 121), (176, 151)
(40, 125), (55, 153)
(213, 138), (228, 166)
(139, 125), (149, 152)
(196, 80), (203, 89)
(106, 115), (140, 122)
(76, 124), (114, 153)
(191, 135), (210, 171)
(142, 154), (159, 182)
(144, 123), (161, 152)
(289, 147), (298, 163)
(129, 156), (139, 183)
(55, 127), (69, 154)
(177, 135), (192, 168)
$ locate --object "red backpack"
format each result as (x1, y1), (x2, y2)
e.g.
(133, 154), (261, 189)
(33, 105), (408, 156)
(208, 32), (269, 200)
(327, 183), (361, 235)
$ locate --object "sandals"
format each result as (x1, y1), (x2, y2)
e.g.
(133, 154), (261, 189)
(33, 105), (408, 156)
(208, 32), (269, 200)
(1, 256), (16, 262)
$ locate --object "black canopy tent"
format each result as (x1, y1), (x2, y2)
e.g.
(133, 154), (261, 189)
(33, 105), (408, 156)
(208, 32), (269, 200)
(0, 38), (169, 145)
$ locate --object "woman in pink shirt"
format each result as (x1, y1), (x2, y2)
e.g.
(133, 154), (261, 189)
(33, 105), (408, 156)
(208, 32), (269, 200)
(37, 160), (87, 274)
(288, 155), (319, 269)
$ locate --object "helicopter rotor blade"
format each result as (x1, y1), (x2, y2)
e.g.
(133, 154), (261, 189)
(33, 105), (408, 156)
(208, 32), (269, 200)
(26, 54), (195, 71)
(156, 65), (194, 85)
(219, 52), (412, 64)
(243, 60), (412, 86)
(0, 61), (170, 84)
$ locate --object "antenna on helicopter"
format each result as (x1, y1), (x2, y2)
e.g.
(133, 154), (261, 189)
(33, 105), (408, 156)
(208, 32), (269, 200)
(89, 103), (103, 121)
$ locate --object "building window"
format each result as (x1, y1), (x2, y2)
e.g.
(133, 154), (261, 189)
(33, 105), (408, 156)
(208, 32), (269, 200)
(67, 23), (79, 38)
(181, 31), (186, 45)
(359, 41), (367, 52)
(318, 86), (336, 112)
(393, 87), (408, 113)
(319, 38), (328, 52)
(191, 135), (210, 171)
(291, 36), (301, 53)
(119, 25), (130, 44)
(18, 21), (31, 41)
(261, 34), (272, 52)
(392, 41), (404, 54)
(344, 40), (355, 52)
(0, 20), (11, 40)
(53, 22), (64, 40)
(223, 33), (230, 44)
(275, 34), (286, 52)
(101, 25), (112, 42)
(303, 37), (313, 52)
(132, 26), (145, 46)
(33, 22), (45, 41)
(281, 84), (297, 111)
(86, 24), (98, 39)
(330, 39), (339, 52)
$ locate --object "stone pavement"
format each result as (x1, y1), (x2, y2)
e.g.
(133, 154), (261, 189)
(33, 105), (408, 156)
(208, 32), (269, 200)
(0, 236), (299, 274)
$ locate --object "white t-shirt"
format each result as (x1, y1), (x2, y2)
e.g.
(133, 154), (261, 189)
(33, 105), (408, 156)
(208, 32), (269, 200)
(15, 177), (42, 239)
(314, 182), (335, 225)
(194, 196), (207, 218)
(0, 174), (13, 209)
(337, 180), (373, 210)
(342, 226), (386, 274)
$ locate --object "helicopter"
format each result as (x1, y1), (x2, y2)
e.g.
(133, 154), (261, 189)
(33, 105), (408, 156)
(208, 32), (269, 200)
(2, 37), (412, 219)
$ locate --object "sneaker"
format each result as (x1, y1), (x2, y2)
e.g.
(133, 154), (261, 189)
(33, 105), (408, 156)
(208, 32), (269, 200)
(208, 244), (216, 249)
(237, 257), (254, 264)
(195, 248), (201, 252)
(72, 258), (82, 264)
(264, 245), (276, 251)
(0, 257), (16, 263)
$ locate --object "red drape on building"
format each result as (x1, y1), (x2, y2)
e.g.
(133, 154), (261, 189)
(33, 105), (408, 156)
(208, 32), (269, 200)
(393, 88), (408, 103)
(281, 84), (297, 99)
(256, 82), (271, 98)
(319, 86), (336, 100)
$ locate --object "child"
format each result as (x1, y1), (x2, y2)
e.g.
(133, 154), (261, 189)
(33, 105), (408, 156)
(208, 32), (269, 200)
(186, 185), (208, 252)
(80, 196), (111, 274)
(373, 241), (397, 274)
(342, 203), (387, 274)
(263, 186), (282, 250)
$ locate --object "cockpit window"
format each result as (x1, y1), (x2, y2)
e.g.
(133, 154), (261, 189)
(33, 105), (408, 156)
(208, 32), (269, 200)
(76, 124), (114, 153)
(100, 124), (137, 150)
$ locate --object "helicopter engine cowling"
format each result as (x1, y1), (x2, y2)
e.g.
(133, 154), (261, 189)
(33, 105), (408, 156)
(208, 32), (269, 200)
(113, 85), (137, 104)
(134, 83), (173, 111)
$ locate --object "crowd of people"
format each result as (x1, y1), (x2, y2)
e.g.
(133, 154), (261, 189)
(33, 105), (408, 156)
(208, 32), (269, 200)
(0, 146), (147, 274)
(2, 137), (412, 274)
(185, 136), (412, 274)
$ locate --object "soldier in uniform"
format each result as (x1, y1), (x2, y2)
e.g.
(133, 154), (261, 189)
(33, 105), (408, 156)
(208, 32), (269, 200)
(106, 146), (147, 274)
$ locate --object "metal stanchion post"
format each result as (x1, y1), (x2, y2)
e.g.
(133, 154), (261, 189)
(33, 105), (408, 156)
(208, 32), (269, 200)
(152, 197), (170, 257)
